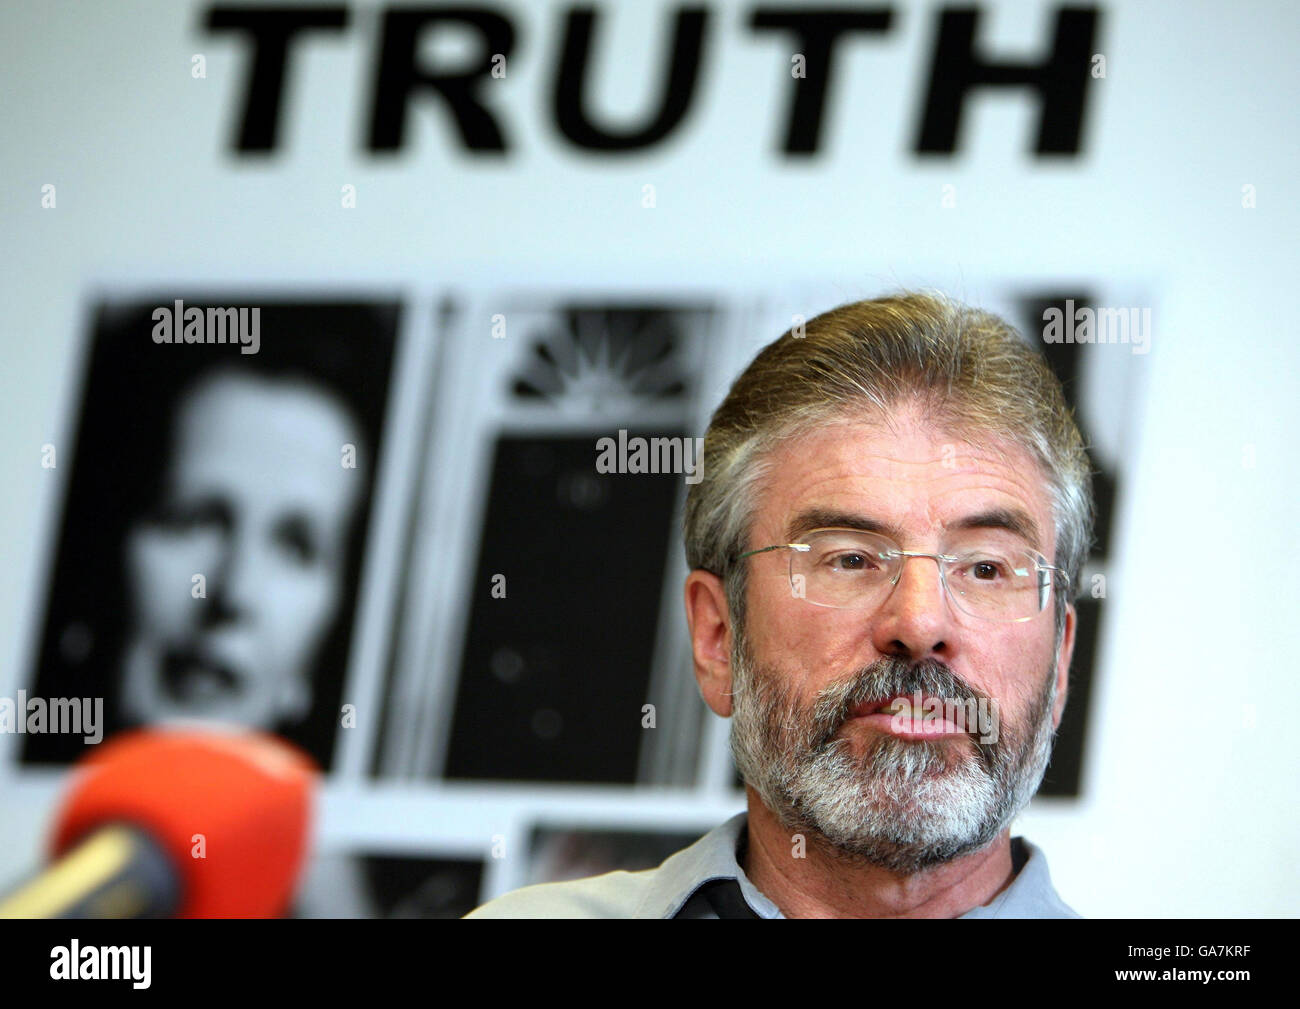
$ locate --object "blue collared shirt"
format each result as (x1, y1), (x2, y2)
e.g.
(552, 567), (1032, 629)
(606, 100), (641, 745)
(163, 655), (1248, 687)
(465, 813), (1081, 918)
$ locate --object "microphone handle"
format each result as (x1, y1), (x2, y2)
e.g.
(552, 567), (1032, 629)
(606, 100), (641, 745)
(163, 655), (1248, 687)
(0, 824), (182, 918)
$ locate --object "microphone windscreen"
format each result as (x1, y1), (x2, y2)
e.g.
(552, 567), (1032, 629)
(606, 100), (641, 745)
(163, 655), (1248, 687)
(50, 729), (317, 918)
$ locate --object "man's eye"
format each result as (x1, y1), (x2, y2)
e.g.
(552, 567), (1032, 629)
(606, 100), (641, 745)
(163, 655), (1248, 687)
(276, 518), (319, 564)
(830, 552), (873, 572)
(969, 560), (1004, 580)
(151, 501), (225, 533)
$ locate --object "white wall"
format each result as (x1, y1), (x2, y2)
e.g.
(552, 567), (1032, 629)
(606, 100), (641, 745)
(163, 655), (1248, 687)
(0, 0), (1296, 916)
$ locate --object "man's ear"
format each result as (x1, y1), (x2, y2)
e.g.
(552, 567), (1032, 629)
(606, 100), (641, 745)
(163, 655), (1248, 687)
(684, 569), (734, 718)
(1052, 603), (1077, 729)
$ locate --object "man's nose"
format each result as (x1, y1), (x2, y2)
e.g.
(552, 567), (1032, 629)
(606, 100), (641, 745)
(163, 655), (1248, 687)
(207, 529), (262, 621)
(868, 554), (957, 659)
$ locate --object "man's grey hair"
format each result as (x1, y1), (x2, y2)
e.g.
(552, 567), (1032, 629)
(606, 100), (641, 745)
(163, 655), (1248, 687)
(683, 291), (1096, 651)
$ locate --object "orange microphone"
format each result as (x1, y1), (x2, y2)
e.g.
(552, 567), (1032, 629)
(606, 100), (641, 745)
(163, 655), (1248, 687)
(0, 729), (316, 918)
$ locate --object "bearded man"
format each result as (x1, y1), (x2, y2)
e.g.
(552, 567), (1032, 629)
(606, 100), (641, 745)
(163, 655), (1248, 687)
(467, 291), (1092, 918)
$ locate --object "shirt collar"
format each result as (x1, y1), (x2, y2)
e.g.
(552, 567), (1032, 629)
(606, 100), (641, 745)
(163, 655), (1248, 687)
(637, 812), (1077, 918)
(636, 813), (781, 918)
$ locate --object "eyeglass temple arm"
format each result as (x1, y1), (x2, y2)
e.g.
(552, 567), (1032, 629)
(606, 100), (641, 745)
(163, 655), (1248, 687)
(1039, 562), (1071, 592)
(736, 543), (811, 560)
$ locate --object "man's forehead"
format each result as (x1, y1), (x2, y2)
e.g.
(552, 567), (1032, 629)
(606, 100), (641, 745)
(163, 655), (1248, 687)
(166, 374), (362, 514)
(760, 418), (1055, 548)
(176, 373), (356, 450)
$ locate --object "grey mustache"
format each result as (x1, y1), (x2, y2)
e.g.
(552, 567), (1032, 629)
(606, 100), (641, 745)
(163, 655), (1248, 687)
(809, 657), (994, 759)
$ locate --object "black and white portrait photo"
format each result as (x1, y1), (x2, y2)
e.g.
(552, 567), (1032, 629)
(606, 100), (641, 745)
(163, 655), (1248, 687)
(19, 298), (399, 770)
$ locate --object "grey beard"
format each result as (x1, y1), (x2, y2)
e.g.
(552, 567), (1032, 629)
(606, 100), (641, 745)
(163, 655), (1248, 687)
(728, 629), (1059, 875)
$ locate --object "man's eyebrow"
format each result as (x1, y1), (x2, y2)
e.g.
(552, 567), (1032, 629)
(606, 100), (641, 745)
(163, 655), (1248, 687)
(947, 508), (1043, 550)
(784, 509), (906, 544)
(783, 506), (1043, 551)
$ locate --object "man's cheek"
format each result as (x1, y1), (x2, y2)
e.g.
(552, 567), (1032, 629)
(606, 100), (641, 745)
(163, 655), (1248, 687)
(974, 634), (1048, 696)
(265, 569), (339, 667)
(755, 603), (841, 679)
(128, 538), (212, 636)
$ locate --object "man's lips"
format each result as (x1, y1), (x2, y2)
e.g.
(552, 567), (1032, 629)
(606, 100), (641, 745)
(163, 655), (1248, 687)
(161, 649), (244, 704)
(846, 694), (972, 739)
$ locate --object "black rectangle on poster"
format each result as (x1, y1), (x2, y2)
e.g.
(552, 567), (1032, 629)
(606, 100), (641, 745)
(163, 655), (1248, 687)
(444, 433), (684, 784)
